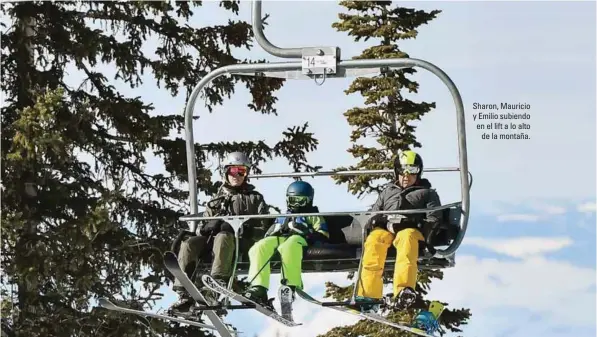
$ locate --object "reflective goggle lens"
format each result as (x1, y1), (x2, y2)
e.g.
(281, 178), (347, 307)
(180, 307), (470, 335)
(398, 165), (420, 175)
(227, 166), (248, 177)
(287, 196), (309, 206)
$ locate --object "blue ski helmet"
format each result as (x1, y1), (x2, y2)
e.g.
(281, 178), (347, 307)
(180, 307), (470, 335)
(286, 181), (314, 210)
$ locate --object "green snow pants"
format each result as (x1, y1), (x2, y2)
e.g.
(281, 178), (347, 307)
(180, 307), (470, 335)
(247, 235), (307, 290)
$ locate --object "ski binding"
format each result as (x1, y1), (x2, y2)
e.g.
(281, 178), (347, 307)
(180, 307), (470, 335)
(201, 274), (301, 327)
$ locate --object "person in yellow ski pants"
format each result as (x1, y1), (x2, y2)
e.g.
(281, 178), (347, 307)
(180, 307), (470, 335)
(358, 228), (424, 300)
(356, 150), (442, 311)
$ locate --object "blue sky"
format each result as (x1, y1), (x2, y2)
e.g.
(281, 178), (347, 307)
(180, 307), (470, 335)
(52, 0), (597, 337)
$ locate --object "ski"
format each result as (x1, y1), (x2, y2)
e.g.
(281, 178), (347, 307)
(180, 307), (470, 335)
(201, 274), (301, 327)
(163, 251), (237, 337)
(278, 285), (294, 321)
(295, 289), (438, 337)
(98, 298), (215, 330)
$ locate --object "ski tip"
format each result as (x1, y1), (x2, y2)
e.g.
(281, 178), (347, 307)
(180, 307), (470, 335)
(294, 288), (305, 296)
(98, 298), (117, 310)
(294, 288), (314, 302)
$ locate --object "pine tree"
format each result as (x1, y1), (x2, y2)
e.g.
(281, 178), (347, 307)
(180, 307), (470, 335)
(320, 1), (471, 336)
(1, 2), (319, 337)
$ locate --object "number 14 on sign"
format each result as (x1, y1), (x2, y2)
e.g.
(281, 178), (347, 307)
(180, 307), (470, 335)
(302, 55), (336, 74)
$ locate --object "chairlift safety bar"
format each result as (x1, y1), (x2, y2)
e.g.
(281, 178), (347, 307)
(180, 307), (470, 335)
(180, 202), (461, 222)
(248, 167), (459, 179)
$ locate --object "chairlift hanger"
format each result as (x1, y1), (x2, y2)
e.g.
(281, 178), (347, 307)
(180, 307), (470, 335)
(177, 2), (470, 335)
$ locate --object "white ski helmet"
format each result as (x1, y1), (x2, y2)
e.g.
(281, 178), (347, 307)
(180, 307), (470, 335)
(221, 151), (251, 178)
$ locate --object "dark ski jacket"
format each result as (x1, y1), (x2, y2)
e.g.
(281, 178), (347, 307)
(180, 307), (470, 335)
(199, 183), (271, 241)
(369, 178), (442, 232)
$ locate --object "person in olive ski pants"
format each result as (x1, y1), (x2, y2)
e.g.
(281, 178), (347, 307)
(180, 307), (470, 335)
(170, 152), (271, 313)
(243, 181), (328, 308)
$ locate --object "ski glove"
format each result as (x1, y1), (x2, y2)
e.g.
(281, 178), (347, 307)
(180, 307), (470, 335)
(220, 221), (235, 235)
(306, 231), (329, 246)
(266, 216), (310, 237)
(265, 217), (288, 237)
(288, 217), (310, 235)
(369, 214), (388, 229)
(199, 219), (237, 236)
(385, 214), (411, 234)
(369, 214), (419, 234)
(199, 219), (223, 236)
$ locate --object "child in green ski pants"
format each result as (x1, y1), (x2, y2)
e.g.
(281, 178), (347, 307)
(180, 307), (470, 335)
(244, 181), (328, 308)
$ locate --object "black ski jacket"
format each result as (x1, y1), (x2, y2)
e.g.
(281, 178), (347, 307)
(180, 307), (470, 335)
(199, 183), (271, 240)
(369, 178), (442, 232)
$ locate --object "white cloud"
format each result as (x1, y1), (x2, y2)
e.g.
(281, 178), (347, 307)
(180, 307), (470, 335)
(540, 206), (567, 215)
(484, 199), (594, 226)
(496, 213), (540, 222)
(479, 200), (571, 218)
(427, 255), (596, 334)
(464, 236), (574, 258)
(527, 202), (567, 215)
(577, 202), (597, 213)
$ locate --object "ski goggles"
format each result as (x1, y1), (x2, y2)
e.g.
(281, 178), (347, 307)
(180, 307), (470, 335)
(226, 165), (248, 177)
(287, 196), (310, 207)
(397, 165), (421, 175)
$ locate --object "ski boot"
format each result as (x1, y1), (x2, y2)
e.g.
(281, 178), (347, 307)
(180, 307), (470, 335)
(169, 289), (195, 315)
(348, 296), (382, 313)
(385, 287), (417, 311)
(244, 285), (275, 312)
(199, 277), (228, 316)
(411, 301), (445, 336)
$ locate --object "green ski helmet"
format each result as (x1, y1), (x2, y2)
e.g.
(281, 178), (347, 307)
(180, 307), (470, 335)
(393, 150), (424, 179)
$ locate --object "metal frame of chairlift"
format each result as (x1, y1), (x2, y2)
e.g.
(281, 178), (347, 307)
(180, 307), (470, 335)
(178, 1), (470, 335)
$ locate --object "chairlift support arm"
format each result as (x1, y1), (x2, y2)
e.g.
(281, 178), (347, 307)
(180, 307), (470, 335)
(252, 0), (303, 58)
